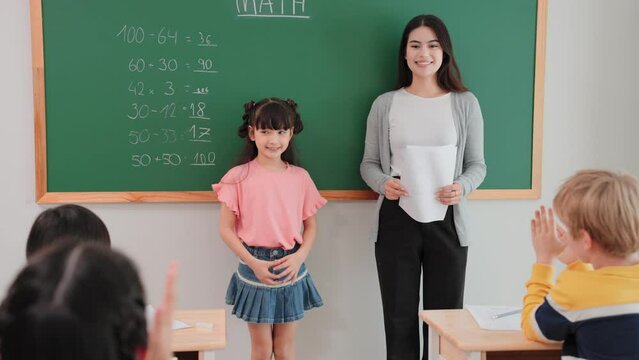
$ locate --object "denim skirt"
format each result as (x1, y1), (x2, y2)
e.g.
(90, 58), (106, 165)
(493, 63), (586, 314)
(225, 243), (323, 323)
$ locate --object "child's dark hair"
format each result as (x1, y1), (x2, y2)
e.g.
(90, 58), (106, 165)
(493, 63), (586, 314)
(395, 14), (467, 92)
(237, 97), (304, 166)
(0, 242), (147, 360)
(26, 204), (111, 258)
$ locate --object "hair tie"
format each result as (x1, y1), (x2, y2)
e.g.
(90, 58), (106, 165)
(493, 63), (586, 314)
(285, 98), (298, 111)
(239, 100), (257, 138)
(244, 100), (257, 113)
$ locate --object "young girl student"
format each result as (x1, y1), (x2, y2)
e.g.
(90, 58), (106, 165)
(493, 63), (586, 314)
(360, 15), (486, 359)
(213, 97), (326, 360)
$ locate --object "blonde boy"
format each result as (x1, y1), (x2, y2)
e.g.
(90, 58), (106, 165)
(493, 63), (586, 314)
(522, 170), (639, 359)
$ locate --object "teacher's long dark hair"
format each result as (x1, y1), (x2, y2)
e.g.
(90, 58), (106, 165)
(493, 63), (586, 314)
(395, 14), (467, 92)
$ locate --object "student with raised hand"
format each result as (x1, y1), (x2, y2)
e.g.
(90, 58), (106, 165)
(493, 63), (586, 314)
(22, 204), (177, 360)
(522, 170), (639, 359)
(360, 14), (486, 359)
(213, 97), (326, 360)
(0, 242), (177, 360)
(26, 204), (110, 258)
(143, 261), (177, 360)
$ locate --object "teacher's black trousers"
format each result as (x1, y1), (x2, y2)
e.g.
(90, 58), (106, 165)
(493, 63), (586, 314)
(375, 198), (468, 360)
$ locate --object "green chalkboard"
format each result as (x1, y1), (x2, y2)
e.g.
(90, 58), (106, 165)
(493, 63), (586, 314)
(32, 0), (545, 202)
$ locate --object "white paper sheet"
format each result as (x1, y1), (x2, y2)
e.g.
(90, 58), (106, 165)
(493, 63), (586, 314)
(466, 305), (522, 331)
(145, 305), (191, 331)
(399, 145), (457, 223)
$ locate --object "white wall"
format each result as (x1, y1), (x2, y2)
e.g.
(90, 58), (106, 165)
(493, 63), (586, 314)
(1, 0), (637, 359)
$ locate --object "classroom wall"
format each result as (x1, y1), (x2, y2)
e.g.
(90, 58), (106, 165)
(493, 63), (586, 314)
(1, 0), (637, 359)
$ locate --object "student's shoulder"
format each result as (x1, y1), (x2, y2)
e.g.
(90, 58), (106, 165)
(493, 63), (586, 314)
(550, 263), (597, 307)
(221, 163), (251, 182)
(287, 164), (310, 177)
(288, 164), (318, 183)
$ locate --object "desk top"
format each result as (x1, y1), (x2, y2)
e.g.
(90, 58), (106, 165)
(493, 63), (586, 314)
(419, 309), (561, 352)
(172, 309), (226, 352)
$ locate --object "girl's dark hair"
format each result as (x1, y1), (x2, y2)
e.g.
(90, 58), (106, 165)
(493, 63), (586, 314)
(26, 204), (111, 258)
(395, 14), (468, 92)
(0, 242), (147, 360)
(236, 97), (304, 166)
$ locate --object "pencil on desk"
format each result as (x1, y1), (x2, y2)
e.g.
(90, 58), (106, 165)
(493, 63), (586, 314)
(492, 309), (522, 319)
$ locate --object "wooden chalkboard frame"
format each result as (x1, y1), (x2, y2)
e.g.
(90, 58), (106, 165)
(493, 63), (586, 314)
(30, 0), (546, 203)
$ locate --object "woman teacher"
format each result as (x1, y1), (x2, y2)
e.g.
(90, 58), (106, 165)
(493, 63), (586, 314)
(360, 14), (486, 359)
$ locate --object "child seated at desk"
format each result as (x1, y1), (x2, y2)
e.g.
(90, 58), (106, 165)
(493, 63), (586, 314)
(522, 169), (639, 359)
(0, 242), (176, 360)
(26, 204), (110, 258)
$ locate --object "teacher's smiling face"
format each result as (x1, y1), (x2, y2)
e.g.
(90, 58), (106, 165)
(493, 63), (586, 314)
(405, 26), (443, 81)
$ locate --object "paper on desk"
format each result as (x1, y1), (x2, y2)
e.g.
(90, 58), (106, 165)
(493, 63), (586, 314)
(466, 305), (521, 331)
(145, 305), (191, 330)
(171, 319), (190, 330)
(399, 145), (456, 223)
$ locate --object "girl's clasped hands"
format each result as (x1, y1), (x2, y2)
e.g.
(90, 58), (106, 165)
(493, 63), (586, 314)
(248, 252), (305, 285)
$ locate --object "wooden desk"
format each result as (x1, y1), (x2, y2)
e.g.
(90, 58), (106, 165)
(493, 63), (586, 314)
(172, 309), (226, 360)
(420, 309), (561, 360)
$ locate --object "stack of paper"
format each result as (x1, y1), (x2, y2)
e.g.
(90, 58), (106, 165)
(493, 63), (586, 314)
(466, 305), (522, 331)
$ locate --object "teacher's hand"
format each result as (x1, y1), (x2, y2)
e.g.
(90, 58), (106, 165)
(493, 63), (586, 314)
(384, 178), (408, 200)
(437, 183), (463, 205)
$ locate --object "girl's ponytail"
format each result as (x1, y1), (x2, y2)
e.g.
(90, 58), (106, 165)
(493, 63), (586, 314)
(238, 100), (257, 139)
(284, 99), (304, 134)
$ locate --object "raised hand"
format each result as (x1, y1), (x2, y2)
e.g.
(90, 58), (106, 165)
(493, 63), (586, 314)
(144, 261), (177, 360)
(530, 206), (565, 264)
(555, 225), (579, 264)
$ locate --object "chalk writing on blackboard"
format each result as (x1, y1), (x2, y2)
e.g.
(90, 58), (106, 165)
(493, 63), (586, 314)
(129, 152), (216, 167)
(116, 26), (218, 47)
(116, 25), (218, 169)
(236, 0), (309, 19)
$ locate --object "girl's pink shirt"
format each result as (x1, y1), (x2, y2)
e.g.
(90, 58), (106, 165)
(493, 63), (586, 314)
(212, 160), (327, 250)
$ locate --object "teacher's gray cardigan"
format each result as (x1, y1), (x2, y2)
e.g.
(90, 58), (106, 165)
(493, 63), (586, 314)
(360, 90), (487, 246)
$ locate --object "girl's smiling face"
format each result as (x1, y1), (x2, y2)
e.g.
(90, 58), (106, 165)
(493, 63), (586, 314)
(405, 26), (443, 81)
(249, 126), (293, 162)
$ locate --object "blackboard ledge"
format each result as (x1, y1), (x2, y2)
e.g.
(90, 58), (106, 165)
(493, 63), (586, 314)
(468, 189), (540, 200)
(36, 189), (539, 204)
(37, 191), (218, 204)
(36, 190), (380, 203)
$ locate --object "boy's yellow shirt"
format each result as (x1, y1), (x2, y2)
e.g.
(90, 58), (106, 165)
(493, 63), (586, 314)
(551, 261), (639, 309)
(522, 260), (639, 347)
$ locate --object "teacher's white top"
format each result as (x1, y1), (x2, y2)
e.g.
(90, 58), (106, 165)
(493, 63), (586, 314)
(389, 89), (456, 177)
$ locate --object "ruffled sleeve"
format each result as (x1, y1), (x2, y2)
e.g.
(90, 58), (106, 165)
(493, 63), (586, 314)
(212, 169), (241, 217)
(301, 171), (327, 220)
